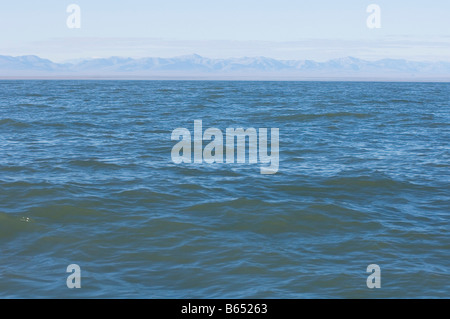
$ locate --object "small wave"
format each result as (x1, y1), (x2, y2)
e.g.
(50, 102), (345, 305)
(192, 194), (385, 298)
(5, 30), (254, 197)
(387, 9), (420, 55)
(68, 159), (123, 169)
(115, 188), (179, 201)
(322, 175), (428, 192)
(17, 103), (50, 108)
(142, 129), (171, 134)
(69, 121), (99, 128)
(274, 112), (373, 122)
(25, 93), (44, 97)
(0, 118), (31, 128)
(28, 204), (107, 222)
(184, 197), (274, 213)
(0, 212), (36, 239)
(206, 94), (225, 99)
(31, 121), (66, 128)
(389, 99), (424, 104)
(0, 165), (37, 173)
(0, 180), (53, 188)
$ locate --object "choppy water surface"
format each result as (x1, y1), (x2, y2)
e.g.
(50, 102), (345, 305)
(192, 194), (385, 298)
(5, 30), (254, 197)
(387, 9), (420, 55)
(0, 80), (449, 298)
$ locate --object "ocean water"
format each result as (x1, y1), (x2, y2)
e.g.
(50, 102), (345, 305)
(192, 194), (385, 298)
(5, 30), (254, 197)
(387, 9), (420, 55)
(0, 80), (448, 298)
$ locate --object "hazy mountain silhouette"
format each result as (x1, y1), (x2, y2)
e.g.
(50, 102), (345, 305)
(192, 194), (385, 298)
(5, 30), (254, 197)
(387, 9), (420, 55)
(1, 54), (449, 79)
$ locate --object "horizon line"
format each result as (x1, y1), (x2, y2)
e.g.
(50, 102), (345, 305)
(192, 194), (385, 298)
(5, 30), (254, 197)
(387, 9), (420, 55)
(1, 76), (449, 83)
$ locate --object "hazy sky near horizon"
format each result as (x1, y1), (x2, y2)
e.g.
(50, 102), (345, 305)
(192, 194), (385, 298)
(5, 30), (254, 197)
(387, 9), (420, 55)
(0, 0), (449, 62)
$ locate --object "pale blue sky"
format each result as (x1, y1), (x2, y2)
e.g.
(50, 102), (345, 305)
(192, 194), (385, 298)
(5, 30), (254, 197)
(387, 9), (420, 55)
(0, 0), (449, 61)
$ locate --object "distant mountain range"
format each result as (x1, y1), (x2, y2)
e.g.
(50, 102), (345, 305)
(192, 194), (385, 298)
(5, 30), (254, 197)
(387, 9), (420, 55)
(1, 54), (450, 80)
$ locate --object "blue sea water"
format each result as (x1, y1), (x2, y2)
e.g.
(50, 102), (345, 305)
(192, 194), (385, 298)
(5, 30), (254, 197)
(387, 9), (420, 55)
(0, 80), (449, 298)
